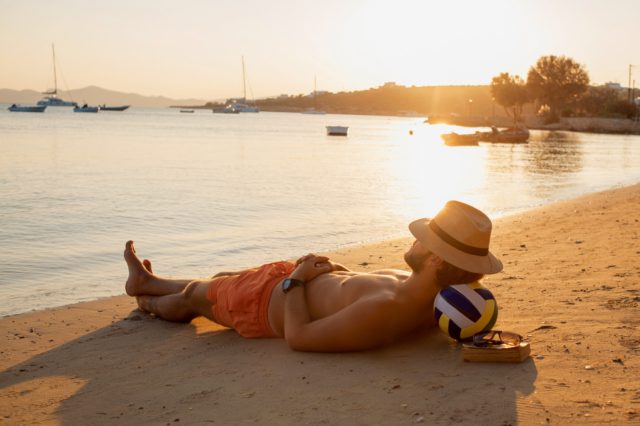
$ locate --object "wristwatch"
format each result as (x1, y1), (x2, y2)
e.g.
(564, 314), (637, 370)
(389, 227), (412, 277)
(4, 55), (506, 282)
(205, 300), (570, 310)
(282, 278), (305, 293)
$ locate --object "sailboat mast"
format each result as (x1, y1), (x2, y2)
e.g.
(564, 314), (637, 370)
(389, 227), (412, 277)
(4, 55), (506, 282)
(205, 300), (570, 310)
(242, 56), (246, 103)
(314, 76), (317, 110)
(52, 44), (57, 95)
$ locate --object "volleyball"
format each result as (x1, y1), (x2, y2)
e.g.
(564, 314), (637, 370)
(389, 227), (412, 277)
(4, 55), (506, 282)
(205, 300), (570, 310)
(434, 281), (498, 341)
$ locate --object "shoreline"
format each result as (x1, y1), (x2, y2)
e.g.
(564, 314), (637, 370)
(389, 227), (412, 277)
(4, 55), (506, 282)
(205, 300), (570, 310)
(168, 106), (640, 136)
(3, 181), (639, 319)
(2, 183), (640, 423)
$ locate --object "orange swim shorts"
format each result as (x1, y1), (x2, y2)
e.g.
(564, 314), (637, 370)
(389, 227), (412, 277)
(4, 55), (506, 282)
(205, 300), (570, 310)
(206, 261), (294, 338)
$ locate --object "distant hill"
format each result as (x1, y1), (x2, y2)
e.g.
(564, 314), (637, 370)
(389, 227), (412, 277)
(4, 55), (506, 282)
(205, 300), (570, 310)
(255, 85), (535, 117)
(0, 86), (209, 108)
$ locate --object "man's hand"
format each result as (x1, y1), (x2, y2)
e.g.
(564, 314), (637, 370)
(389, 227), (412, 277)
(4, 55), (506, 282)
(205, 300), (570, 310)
(290, 254), (331, 283)
(293, 253), (351, 273)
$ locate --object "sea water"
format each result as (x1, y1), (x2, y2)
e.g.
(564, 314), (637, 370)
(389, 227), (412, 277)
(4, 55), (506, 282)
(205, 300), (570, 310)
(1, 104), (640, 316)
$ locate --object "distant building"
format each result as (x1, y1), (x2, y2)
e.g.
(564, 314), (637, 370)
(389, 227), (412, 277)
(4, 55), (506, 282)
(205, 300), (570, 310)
(605, 82), (625, 92)
(307, 90), (328, 97)
(277, 94), (289, 99)
(379, 82), (405, 89)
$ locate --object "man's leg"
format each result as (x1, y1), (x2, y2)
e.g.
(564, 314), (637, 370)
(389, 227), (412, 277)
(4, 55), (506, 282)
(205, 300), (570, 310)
(136, 280), (217, 322)
(125, 241), (199, 296)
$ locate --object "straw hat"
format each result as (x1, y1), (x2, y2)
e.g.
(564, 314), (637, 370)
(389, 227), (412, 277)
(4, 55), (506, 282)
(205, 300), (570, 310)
(409, 201), (503, 274)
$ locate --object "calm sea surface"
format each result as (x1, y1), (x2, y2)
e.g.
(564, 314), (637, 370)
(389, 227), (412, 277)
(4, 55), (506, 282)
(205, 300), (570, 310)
(1, 104), (640, 316)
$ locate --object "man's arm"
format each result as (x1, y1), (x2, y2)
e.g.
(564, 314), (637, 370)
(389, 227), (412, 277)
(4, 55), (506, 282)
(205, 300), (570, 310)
(284, 255), (410, 352)
(284, 292), (405, 352)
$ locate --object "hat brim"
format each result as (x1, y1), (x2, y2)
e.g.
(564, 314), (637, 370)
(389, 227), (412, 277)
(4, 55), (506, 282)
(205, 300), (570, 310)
(409, 218), (503, 275)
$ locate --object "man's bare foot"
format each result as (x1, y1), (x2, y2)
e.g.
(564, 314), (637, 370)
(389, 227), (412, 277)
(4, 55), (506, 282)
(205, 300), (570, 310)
(125, 241), (154, 296)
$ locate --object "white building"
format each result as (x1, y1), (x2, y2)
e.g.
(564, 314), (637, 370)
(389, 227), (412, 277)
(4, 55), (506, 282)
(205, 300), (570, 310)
(605, 82), (625, 92)
(277, 94), (289, 99)
(307, 90), (329, 97)
(379, 82), (405, 89)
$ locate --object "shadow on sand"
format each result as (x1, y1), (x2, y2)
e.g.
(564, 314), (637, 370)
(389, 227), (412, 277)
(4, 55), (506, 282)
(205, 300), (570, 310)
(1, 306), (537, 425)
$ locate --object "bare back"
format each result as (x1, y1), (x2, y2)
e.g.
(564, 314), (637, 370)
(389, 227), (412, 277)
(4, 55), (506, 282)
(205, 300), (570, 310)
(267, 269), (434, 338)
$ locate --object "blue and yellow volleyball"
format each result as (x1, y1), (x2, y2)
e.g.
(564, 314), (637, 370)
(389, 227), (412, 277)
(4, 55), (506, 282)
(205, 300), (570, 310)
(433, 281), (498, 341)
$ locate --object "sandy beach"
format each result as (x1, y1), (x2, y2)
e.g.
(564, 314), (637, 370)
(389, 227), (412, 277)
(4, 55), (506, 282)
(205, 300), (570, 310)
(1, 184), (639, 425)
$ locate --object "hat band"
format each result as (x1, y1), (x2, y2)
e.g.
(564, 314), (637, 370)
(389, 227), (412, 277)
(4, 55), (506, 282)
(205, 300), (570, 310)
(429, 220), (489, 256)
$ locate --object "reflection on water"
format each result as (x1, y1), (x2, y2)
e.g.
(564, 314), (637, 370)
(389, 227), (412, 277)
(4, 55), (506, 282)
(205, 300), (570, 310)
(528, 131), (583, 175)
(1, 105), (640, 315)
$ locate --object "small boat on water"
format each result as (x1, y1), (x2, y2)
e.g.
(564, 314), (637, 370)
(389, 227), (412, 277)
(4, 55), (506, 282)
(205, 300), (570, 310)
(74, 104), (99, 113)
(37, 45), (77, 107)
(398, 110), (426, 117)
(301, 77), (326, 115)
(478, 125), (529, 143)
(326, 126), (349, 136)
(302, 108), (326, 115)
(100, 105), (130, 111)
(220, 56), (260, 113)
(212, 105), (241, 114)
(180, 110), (194, 113)
(441, 132), (480, 146)
(8, 104), (47, 113)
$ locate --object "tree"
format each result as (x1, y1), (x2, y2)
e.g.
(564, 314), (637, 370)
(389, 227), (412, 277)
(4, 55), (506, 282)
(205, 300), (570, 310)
(578, 86), (619, 115)
(526, 55), (589, 114)
(603, 99), (638, 119)
(489, 72), (529, 120)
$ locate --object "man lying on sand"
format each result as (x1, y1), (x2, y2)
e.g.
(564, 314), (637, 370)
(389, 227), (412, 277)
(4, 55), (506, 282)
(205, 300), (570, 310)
(124, 201), (503, 352)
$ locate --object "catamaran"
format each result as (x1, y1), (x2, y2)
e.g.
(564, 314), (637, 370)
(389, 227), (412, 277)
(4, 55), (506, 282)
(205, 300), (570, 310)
(301, 76), (326, 115)
(37, 44), (77, 107)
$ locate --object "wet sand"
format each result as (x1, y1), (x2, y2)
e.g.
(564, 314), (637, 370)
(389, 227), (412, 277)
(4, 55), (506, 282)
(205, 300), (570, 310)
(1, 184), (640, 425)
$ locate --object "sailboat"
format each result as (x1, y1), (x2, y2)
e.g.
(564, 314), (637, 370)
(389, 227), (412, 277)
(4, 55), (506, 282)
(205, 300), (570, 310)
(224, 56), (259, 113)
(301, 76), (326, 115)
(37, 44), (77, 107)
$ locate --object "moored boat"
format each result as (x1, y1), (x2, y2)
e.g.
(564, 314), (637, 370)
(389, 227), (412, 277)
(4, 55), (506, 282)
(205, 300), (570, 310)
(37, 44), (77, 107)
(326, 126), (349, 136)
(212, 105), (241, 114)
(478, 125), (529, 143)
(221, 56), (259, 113)
(180, 110), (194, 113)
(8, 104), (47, 113)
(301, 77), (326, 115)
(74, 104), (99, 113)
(441, 132), (480, 146)
(398, 110), (426, 117)
(100, 105), (130, 111)
(301, 108), (326, 115)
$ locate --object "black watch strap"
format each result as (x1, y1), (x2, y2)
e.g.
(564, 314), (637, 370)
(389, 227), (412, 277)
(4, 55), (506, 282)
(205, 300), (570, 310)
(282, 278), (305, 293)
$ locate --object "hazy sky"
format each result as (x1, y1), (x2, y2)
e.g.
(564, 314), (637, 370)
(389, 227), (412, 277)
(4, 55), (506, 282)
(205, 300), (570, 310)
(2, 0), (640, 100)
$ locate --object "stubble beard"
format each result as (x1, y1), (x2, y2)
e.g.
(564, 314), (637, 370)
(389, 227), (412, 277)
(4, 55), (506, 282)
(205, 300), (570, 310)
(404, 250), (431, 273)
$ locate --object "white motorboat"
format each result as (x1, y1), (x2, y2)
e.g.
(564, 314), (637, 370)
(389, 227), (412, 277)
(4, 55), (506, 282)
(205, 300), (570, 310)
(225, 100), (259, 112)
(37, 44), (77, 107)
(301, 76), (326, 115)
(326, 126), (349, 136)
(8, 104), (47, 112)
(212, 105), (241, 114)
(74, 104), (99, 113)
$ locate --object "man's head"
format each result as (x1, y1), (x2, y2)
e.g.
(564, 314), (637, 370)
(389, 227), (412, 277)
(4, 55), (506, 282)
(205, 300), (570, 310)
(404, 240), (485, 288)
(407, 201), (502, 286)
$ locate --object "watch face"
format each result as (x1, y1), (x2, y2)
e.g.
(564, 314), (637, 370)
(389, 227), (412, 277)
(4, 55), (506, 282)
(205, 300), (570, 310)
(282, 278), (303, 293)
(283, 279), (292, 291)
